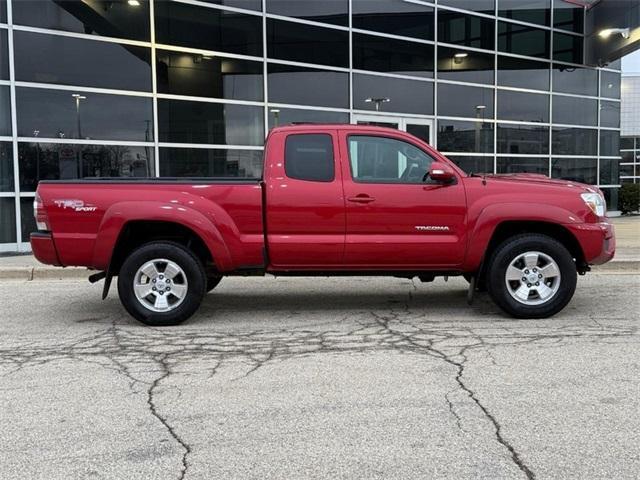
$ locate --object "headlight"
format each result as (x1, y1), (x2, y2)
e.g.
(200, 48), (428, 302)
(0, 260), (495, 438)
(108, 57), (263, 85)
(581, 192), (606, 217)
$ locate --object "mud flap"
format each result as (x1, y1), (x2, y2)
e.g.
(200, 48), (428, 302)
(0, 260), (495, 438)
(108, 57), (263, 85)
(467, 275), (476, 305)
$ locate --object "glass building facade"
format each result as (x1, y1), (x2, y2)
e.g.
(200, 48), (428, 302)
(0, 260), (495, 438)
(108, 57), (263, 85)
(0, 0), (622, 251)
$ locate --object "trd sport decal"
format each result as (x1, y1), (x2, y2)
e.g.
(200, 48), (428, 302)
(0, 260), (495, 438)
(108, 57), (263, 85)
(53, 199), (97, 212)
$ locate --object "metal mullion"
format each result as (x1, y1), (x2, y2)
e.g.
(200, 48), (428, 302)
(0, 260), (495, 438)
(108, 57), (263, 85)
(173, 0), (263, 17)
(11, 24), (152, 48)
(262, 0), (268, 136)
(266, 13), (350, 32)
(352, 27), (435, 46)
(548, 2), (554, 178)
(150, 0), (159, 177)
(493, 0), (498, 174)
(437, 78), (493, 89)
(437, 5), (495, 21)
(156, 93), (264, 107)
(348, 0), (353, 123)
(270, 103), (350, 113)
(267, 58), (350, 74)
(154, 43), (263, 63)
(433, 3), (437, 147)
(351, 69), (435, 83)
(14, 81), (154, 98)
(16, 138), (155, 147)
(157, 143), (264, 150)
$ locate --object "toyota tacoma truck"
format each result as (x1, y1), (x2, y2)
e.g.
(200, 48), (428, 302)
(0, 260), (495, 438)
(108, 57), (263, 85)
(31, 124), (615, 326)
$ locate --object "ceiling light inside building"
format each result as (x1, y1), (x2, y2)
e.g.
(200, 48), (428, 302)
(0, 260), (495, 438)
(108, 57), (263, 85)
(598, 27), (630, 39)
(128, 0), (141, 6)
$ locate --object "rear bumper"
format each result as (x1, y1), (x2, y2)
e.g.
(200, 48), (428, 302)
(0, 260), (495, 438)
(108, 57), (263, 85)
(566, 221), (615, 266)
(30, 232), (62, 266)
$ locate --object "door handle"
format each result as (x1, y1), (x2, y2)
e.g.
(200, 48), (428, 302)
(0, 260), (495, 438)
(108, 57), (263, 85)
(347, 195), (375, 203)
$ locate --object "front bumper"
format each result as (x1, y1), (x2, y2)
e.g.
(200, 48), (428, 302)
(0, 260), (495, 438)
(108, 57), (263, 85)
(566, 221), (615, 266)
(30, 232), (62, 266)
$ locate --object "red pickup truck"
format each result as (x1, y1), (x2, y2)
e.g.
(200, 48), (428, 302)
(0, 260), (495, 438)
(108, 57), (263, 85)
(31, 124), (615, 326)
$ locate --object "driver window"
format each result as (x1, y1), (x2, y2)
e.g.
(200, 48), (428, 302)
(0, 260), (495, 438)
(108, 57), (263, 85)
(348, 135), (435, 184)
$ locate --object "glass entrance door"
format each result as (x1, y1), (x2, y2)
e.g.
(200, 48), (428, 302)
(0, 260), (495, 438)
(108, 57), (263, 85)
(352, 114), (434, 145)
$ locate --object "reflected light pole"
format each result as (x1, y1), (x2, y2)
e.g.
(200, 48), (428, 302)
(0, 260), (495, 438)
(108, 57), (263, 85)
(270, 108), (280, 127)
(365, 97), (390, 112)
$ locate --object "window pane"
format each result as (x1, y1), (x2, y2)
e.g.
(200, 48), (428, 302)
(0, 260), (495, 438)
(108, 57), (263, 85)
(437, 46), (494, 85)
(600, 130), (620, 157)
(497, 157), (549, 175)
(553, 32), (582, 63)
(267, 64), (349, 108)
(285, 134), (335, 182)
(17, 88), (154, 142)
(553, 95), (597, 126)
(552, 64), (597, 96)
(497, 124), (549, 154)
(0, 197), (16, 243)
(159, 147), (262, 178)
(0, 142), (13, 191)
(498, 21), (550, 59)
(12, 0), (150, 41)
(158, 100), (264, 146)
(620, 163), (634, 177)
(438, 120), (494, 153)
(600, 101), (620, 128)
(157, 51), (263, 102)
(20, 197), (37, 241)
(601, 71), (621, 99)
(447, 155), (493, 174)
(268, 19), (348, 68)
(0, 85), (10, 136)
(353, 0), (434, 41)
(497, 56), (549, 91)
(552, 128), (597, 155)
(202, 0), (262, 11)
(18, 143), (155, 191)
(438, 10), (493, 49)
(438, 83), (494, 118)
(353, 33), (433, 77)
(353, 74), (433, 115)
(268, 108), (349, 129)
(498, 0), (550, 26)
(14, 32), (151, 91)
(267, 0), (348, 27)
(621, 151), (634, 162)
(348, 135), (434, 184)
(155, 2), (262, 57)
(602, 187), (618, 210)
(0, 30), (8, 80)
(554, 0), (583, 33)
(438, 0), (495, 15)
(0, 0), (5, 23)
(497, 90), (549, 123)
(552, 158), (596, 184)
(620, 137), (634, 149)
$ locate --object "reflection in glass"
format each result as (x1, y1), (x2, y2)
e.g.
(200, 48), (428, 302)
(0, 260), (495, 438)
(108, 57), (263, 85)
(12, 0), (151, 41)
(353, 74), (433, 115)
(552, 128), (597, 156)
(438, 83), (494, 119)
(353, 33), (433, 77)
(203, 0), (262, 11)
(18, 143), (155, 191)
(600, 71), (621, 99)
(446, 155), (494, 174)
(0, 30), (8, 80)
(268, 19), (349, 68)
(157, 51), (263, 102)
(620, 137), (634, 150)
(0, 142), (13, 191)
(553, 32), (582, 63)
(498, 21), (550, 59)
(497, 124), (549, 154)
(0, 85), (10, 136)
(552, 158), (596, 184)
(268, 108), (349, 129)
(497, 56), (549, 91)
(498, 0), (550, 26)
(553, 0), (584, 33)
(438, 120), (494, 153)
(267, 64), (349, 108)
(160, 148), (263, 178)
(497, 157), (548, 175)
(497, 90), (549, 123)
(158, 100), (264, 146)
(437, 46), (494, 85)
(21, 197), (37, 241)
(0, 0), (5, 23)
(600, 130), (620, 157)
(602, 188), (619, 210)
(17, 88), (154, 142)
(14, 31), (151, 91)
(267, 0), (348, 26)
(620, 163), (634, 178)
(0, 198), (16, 243)
(155, 2), (262, 57)
(438, 10), (493, 49)
(553, 95), (597, 126)
(600, 101), (620, 129)
(438, 0), (495, 15)
(599, 158), (619, 185)
(353, 0), (434, 41)
(552, 64), (597, 96)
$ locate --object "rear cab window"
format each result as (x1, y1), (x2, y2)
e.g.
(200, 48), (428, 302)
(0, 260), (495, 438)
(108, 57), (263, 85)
(285, 134), (335, 182)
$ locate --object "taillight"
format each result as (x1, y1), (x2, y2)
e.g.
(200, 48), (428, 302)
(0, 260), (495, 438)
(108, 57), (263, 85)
(33, 192), (50, 231)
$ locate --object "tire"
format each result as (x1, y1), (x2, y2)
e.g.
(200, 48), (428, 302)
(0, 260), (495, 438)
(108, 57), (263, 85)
(206, 275), (223, 293)
(485, 234), (577, 318)
(117, 241), (206, 326)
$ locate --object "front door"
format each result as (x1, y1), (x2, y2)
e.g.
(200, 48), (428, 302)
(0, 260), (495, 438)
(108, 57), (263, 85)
(353, 114), (434, 145)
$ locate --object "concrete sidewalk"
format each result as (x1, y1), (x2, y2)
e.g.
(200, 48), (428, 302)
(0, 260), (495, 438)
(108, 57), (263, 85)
(1, 216), (638, 280)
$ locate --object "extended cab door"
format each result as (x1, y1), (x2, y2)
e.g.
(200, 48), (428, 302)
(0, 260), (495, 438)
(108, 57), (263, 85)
(265, 129), (345, 268)
(338, 129), (467, 268)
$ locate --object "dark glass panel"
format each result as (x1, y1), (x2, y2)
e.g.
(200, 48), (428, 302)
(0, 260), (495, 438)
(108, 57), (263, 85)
(553, 0), (583, 33)
(353, 33), (433, 77)
(20, 197), (37, 241)
(0, 29), (8, 80)
(552, 64), (597, 96)
(0, 142), (12, 191)
(158, 99), (264, 146)
(447, 155), (494, 174)
(268, 108), (349, 129)
(553, 95), (597, 126)
(0, 85), (10, 136)
(609, 59), (621, 70)
(497, 90), (549, 123)
(157, 51), (263, 102)
(438, 83), (494, 118)
(353, 0), (434, 41)
(498, 0), (550, 26)
(621, 151), (634, 162)
(497, 56), (549, 91)
(552, 158), (596, 184)
(14, 32), (151, 91)
(553, 32), (582, 63)
(12, 0), (150, 41)
(602, 188), (618, 210)
(497, 124), (549, 154)
(18, 143), (155, 191)
(600, 130), (620, 157)
(285, 134), (335, 182)
(600, 101), (620, 129)
(599, 157), (618, 185)
(17, 88), (153, 142)
(551, 128), (597, 156)
(438, 0), (495, 15)
(0, 0), (6, 23)
(155, 2), (262, 57)
(159, 147), (262, 178)
(620, 137), (634, 150)
(0, 198), (16, 243)
(267, 0), (348, 27)
(498, 21), (550, 59)
(438, 10), (493, 49)
(619, 164), (634, 179)
(268, 19), (348, 68)
(353, 74), (433, 115)
(437, 46), (494, 84)
(267, 64), (348, 108)
(497, 156), (549, 175)
(202, 0), (262, 11)
(406, 123), (431, 144)
(600, 71), (621, 99)
(437, 120), (494, 153)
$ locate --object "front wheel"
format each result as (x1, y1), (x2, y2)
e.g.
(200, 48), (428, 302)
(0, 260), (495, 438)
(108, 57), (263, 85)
(486, 234), (577, 318)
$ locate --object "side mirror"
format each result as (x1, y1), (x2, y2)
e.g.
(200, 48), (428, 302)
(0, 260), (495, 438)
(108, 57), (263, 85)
(428, 162), (456, 183)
